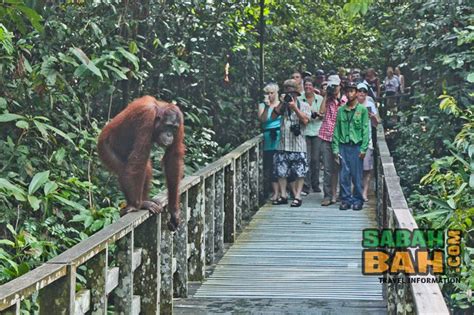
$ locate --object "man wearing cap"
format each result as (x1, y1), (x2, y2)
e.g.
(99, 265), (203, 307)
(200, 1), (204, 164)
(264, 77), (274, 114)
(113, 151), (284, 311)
(271, 79), (311, 207)
(332, 82), (370, 211)
(318, 74), (345, 206)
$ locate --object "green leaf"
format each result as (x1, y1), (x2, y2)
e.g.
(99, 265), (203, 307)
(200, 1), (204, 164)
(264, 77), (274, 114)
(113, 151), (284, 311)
(43, 123), (75, 146)
(84, 216), (93, 228)
(28, 171), (50, 195)
(447, 198), (456, 209)
(428, 196), (451, 210)
(15, 120), (29, 129)
(6, 224), (16, 237)
(15, 5), (43, 33)
(0, 113), (24, 122)
(54, 195), (87, 211)
(27, 195), (41, 210)
(0, 239), (15, 247)
(70, 47), (103, 79)
(467, 73), (474, 83)
(43, 181), (58, 196)
(129, 41), (138, 54)
(104, 64), (128, 80)
(117, 47), (139, 70)
(33, 120), (48, 138)
(0, 178), (26, 201)
(452, 183), (467, 198)
(470, 174), (474, 188)
(0, 97), (7, 109)
(89, 220), (104, 232)
(415, 209), (450, 219)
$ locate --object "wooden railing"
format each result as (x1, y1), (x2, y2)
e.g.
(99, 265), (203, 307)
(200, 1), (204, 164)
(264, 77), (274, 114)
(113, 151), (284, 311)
(374, 125), (450, 315)
(0, 135), (265, 314)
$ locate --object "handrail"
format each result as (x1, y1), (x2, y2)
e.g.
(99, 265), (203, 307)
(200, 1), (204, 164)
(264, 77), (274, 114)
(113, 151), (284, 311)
(374, 125), (450, 315)
(0, 134), (264, 314)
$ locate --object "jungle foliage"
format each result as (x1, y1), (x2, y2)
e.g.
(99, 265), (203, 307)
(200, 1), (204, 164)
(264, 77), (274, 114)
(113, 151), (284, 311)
(364, 1), (473, 311)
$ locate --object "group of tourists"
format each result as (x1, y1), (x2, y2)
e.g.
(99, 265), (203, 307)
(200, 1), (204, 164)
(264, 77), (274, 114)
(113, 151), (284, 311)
(257, 66), (404, 210)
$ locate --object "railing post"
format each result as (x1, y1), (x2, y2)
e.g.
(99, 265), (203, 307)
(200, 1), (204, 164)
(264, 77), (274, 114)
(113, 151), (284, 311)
(204, 174), (216, 265)
(2, 300), (19, 315)
(249, 147), (258, 212)
(173, 192), (188, 297)
(84, 247), (108, 313)
(38, 264), (76, 315)
(112, 231), (134, 314)
(160, 208), (173, 315)
(224, 161), (236, 243)
(188, 181), (205, 281)
(235, 156), (243, 232)
(214, 169), (225, 255)
(241, 151), (251, 221)
(134, 214), (161, 313)
(258, 140), (265, 206)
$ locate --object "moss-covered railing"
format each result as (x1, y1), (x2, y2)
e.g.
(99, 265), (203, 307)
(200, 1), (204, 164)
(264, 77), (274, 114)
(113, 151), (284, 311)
(374, 125), (450, 314)
(0, 135), (264, 314)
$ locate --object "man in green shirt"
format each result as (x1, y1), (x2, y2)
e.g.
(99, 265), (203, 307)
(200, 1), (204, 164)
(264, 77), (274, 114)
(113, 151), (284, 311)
(332, 82), (369, 210)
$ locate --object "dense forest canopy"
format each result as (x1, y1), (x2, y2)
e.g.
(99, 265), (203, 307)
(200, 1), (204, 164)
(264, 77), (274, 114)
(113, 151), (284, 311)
(0, 0), (472, 311)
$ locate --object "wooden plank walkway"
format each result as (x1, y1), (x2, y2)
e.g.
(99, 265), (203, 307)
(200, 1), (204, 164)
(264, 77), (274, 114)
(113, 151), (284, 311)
(175, 192), (386, 314)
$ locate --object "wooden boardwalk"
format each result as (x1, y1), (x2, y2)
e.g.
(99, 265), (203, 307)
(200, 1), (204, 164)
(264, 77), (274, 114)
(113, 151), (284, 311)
(174, 192), (386, 314)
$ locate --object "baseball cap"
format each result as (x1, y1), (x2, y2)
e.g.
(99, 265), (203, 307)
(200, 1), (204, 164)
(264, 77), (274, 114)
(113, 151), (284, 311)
(327, 75), (341, 86)
(357, 82), (369, 91)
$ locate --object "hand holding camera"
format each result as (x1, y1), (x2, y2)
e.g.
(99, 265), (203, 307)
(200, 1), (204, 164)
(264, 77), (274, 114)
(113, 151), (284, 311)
(280, 93), (296, 113)
(311, 111), (322, 119)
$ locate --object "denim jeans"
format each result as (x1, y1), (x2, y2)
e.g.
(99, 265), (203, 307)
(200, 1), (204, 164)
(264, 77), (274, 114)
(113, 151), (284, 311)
(339, 143), (364, 206)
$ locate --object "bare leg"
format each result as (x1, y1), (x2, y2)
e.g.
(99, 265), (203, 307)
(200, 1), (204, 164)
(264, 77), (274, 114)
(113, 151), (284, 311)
(293, 178), (305, 200)
(271, 182), (279, 200)
(278, 178), (288, 198)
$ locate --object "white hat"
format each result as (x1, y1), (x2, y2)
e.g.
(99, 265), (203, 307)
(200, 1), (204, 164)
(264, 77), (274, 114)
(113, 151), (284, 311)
(327, 75), (341, 86)
(357, 82), (369, 90)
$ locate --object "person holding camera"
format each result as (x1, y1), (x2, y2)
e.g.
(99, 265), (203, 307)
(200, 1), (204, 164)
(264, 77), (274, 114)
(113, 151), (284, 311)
(299, 77), (324, 194)
(271, 79), (311, 207)
(258, 83), (282, 202)
(318, 75), (345, 206)
(332, 82), (370, 211)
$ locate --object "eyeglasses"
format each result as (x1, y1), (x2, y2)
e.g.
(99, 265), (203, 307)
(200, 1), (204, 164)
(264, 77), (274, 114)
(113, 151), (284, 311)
(357, 89), (368, 93)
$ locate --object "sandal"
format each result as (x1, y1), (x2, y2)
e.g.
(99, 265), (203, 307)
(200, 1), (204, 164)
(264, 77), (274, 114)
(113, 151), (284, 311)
(272, 197), (288, 205)
(291, 198), (302, 207)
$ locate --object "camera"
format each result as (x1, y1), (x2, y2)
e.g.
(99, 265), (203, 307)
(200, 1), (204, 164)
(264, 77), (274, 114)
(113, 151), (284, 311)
(326, 84), (337, 95)
(280, 93), (293, 113)
(311, 111), (321, 119)
(283, 93), (293, 103)
(290, 124), (301, 136)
